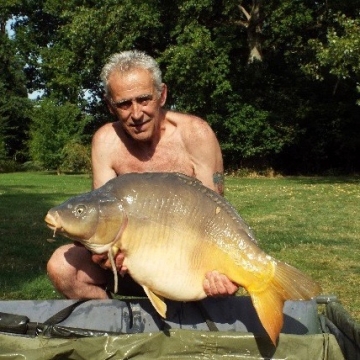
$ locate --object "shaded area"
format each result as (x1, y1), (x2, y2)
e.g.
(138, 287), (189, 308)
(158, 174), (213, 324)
(0, 173), (91, 299)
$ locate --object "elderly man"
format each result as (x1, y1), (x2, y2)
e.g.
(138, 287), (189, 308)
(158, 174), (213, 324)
(47, 50), (238, 299)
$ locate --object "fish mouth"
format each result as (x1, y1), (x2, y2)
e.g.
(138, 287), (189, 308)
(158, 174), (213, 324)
(44, 212), (87, 243)
(45, 212), (65, 237)
(44, 212), (62, 236)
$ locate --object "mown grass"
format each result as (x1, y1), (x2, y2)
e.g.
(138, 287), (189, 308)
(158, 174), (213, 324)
(225, 176), (360, 322)
(0, 172), (91, 301)
(0, 172), (359, 322)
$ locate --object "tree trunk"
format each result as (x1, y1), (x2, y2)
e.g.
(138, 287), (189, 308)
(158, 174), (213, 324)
(236, 0), (263, 63)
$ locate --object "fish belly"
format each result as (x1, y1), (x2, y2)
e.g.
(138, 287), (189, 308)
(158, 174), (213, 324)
(118, 189), (271, 301)
(120, 218), (245, 300)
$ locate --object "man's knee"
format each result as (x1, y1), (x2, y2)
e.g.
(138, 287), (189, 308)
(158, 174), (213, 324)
(47, 244), (78, 293)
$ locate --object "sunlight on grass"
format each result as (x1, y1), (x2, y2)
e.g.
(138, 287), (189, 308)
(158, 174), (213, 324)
(1, 273), (62, 300)
(225, 175), (360, 322)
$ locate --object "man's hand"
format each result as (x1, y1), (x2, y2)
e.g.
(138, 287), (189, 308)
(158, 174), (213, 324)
(91, 250), (128, 276)
(203, 271), (238, 296)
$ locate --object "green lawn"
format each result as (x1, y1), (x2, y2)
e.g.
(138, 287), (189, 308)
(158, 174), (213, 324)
(0, 172), (359, 322)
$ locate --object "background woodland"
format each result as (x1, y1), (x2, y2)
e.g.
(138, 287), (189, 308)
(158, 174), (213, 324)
(1, 0), (360, 174)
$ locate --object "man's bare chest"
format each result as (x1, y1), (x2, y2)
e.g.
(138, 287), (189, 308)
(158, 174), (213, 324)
(114, 141), (194, 176)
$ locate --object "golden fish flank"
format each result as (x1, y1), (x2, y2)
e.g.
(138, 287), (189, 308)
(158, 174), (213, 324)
(45, 172), (321, 345)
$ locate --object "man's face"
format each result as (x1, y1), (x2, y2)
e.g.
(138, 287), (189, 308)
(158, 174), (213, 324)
(106, 68), (166, 142)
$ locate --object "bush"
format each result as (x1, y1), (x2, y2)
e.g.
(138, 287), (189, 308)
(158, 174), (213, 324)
(0, 159), (21, 173)
(28, 99), (92, 171)
(59, 141), (91, 174)
(20, 161), (45, 172)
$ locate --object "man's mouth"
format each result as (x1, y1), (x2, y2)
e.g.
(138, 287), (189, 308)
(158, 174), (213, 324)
(130, 119), (150, 128)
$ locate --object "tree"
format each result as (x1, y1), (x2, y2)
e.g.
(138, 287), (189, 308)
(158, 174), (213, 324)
(235, 0), (263, 63)
(28, 99), (91, 172)
(0, 6), (31, 163)
(10, 0), (360, 173)
(303, 13), (360, 104)
(235, 0), (360, 173)
(14, 0), (164, 104)
(0, 82), (8, 161)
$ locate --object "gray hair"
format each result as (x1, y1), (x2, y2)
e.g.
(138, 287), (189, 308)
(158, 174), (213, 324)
(101, 50), (163, 98)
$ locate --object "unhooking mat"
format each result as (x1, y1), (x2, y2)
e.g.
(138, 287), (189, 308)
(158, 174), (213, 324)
(0, 296), (349, 359)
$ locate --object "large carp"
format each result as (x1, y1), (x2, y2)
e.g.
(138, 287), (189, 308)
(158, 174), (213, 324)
(45, 172), (321, 344)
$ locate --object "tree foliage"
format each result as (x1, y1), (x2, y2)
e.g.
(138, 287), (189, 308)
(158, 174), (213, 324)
(1, 0), (360, 174)
(303, 13), (360, 103)
(28, 99), (91, 172)
(0, 9), (31, 163)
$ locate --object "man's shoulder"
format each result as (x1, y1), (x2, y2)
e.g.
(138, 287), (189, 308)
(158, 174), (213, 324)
(166, 111), (204, 123)
(166, 111), (211, 133)
(165, 111), (217, 152)
(93, 121), (119, 143)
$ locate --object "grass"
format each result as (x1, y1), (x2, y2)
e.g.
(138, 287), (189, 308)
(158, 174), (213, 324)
(0, 172), (91, 300)
(225, 176), (360, 322)
(0, 172), (359, 322)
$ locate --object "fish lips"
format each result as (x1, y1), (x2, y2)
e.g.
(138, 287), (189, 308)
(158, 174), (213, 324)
(44, 212), (61, 233)
(44, 212), (85, 243)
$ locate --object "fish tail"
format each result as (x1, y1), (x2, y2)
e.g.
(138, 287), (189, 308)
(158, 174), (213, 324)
(249, 261), (321, 345)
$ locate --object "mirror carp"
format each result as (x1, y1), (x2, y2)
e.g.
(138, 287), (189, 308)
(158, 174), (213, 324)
(45, 172), (321, 345)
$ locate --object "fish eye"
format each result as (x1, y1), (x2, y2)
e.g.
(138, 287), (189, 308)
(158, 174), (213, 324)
(73, 204), (86, 217)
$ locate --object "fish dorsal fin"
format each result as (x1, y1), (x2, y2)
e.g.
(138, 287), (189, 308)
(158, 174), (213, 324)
(142, 286), (167, 318)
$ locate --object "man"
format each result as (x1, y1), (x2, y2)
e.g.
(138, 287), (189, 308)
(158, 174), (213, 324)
(47, 50), (238, 299)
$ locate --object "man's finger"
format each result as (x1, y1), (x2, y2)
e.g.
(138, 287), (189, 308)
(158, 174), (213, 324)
(204, 271), (238, 296)
(213, 272), (227, 295)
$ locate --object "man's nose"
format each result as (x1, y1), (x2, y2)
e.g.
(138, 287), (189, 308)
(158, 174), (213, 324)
(130, 101), (143, 119)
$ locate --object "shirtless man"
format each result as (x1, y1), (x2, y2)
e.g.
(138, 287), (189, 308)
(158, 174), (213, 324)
(47, 50), (238, 299)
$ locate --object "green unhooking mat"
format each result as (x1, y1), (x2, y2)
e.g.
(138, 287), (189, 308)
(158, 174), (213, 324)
(0, 330), (343, 360)
(0, 296), (355, 359)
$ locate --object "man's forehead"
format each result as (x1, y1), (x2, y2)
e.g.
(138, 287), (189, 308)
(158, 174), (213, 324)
(108, 68), (155, 98)
(109, 67), (152, 83)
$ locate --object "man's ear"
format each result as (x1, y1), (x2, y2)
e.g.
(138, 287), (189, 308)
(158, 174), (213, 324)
(159, 84), (167, 107)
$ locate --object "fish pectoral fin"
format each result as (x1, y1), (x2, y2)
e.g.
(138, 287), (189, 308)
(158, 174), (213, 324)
(142, 286), (167, 318)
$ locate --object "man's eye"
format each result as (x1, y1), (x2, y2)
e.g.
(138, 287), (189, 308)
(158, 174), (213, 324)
(113, 95), (153, 110)
(116, 100), (132, 110)
(138, 97), (151, 105)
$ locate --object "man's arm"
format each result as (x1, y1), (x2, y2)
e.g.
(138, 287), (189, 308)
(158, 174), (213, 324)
(184, 116), (224, 195)
(90, 124), (119, 268)
(91, 124), (118, 189)
(184, 116), (239, 296)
